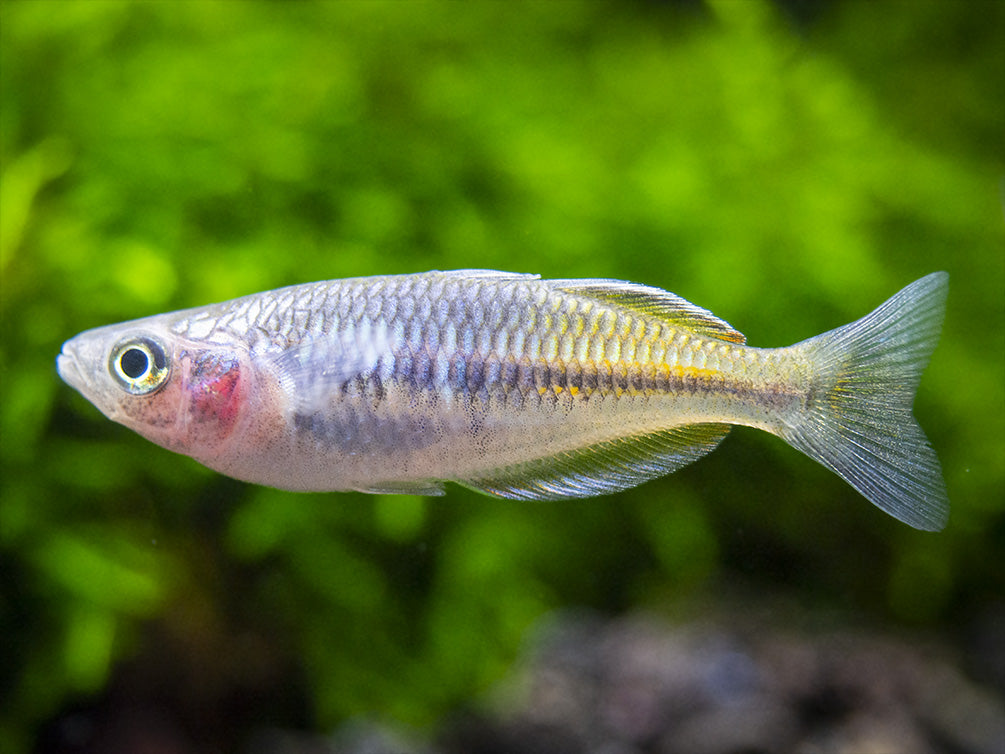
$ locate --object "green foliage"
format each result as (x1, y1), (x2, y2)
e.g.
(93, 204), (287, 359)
(2, 0), (1002, 748)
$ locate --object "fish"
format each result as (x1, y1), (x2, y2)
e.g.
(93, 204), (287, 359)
(56, 269), (950, 530)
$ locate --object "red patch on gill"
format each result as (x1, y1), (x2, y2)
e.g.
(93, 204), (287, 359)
(183, 352), (243, 439)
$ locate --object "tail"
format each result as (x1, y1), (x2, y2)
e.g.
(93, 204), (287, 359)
(779, 273), (950, 531)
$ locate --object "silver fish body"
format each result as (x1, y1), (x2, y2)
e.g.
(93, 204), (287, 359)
(57, 269), (950, 530)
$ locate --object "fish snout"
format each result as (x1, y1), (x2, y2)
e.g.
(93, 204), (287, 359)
(56, 342), (86, 392)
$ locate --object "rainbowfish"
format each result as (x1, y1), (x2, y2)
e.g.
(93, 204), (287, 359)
(56, 270), (949, 530)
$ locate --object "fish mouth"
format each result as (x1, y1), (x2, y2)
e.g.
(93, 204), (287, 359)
(57, 338), (127, 424)
(56, 342), (87, 393)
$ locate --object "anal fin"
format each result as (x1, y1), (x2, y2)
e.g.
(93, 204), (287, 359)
(458, 423), (731, 501)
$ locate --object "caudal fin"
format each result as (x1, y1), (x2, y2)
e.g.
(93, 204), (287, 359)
(779, 273), (950, 531)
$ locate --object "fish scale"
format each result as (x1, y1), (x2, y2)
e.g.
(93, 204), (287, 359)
(57, 269), (949, 530)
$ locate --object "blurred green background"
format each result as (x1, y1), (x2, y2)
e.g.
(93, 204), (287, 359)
(1, 0), (1003, 751)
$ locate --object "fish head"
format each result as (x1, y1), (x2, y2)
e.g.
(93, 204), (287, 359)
(57, 320), (250, 459)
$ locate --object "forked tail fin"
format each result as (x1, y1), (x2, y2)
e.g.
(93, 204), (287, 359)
(779, 273), (950, 530)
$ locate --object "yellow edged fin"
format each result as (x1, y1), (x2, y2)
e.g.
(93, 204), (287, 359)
(547, 279), (746, 343)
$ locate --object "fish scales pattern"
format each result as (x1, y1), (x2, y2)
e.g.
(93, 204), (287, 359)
(176, 275), (775, 425)
(347, 279), (713, 407)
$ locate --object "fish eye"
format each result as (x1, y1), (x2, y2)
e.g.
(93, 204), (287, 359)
(109, 337), (170, 395)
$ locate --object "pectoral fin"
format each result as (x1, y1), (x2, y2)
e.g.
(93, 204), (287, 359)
(269, 320), (395, 414)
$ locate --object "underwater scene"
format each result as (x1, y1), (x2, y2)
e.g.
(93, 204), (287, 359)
(2, 1), (1003, 752)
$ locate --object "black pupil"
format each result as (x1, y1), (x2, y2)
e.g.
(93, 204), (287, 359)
(120, 348), (150, 379)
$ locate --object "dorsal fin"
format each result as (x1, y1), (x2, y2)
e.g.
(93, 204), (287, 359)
(547, 278), (746, 344)
(433, 269), (541, 282)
